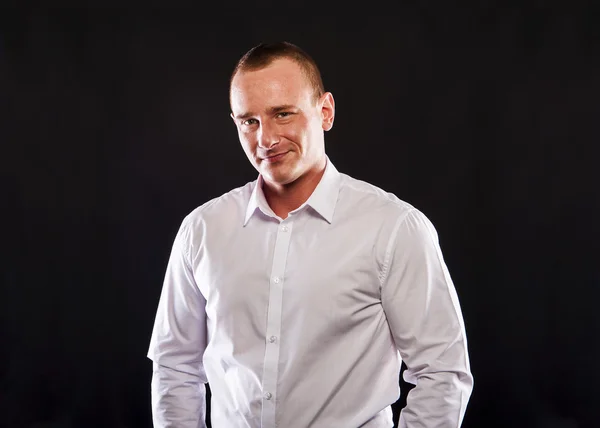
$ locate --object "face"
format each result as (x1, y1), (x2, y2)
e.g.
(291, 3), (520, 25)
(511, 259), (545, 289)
(230, 58), (335, 189)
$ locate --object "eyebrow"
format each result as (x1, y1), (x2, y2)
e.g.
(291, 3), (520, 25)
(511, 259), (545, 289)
(234, 104), (297, 120)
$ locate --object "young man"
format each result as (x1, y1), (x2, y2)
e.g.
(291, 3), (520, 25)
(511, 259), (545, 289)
(148, 41), (474, 428)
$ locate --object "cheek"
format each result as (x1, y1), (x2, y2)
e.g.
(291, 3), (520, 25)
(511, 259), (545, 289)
(288, 118), (314, 143)
(282, 125), (305, 145)
(238, 134), (257, 154)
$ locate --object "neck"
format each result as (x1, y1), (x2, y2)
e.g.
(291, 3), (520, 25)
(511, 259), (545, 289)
(263, 159), (326, 219)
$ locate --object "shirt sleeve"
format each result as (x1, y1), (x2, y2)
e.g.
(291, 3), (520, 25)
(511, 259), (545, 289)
(380, 209), (474, 428)
(147, 218), (208, 428)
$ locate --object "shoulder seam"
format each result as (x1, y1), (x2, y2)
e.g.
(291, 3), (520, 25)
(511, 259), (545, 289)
(378, 208), (417, 288)
(339, 174), (413, 210)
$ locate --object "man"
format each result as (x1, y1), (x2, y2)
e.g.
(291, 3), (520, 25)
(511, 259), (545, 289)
(148, 41), (474, 428)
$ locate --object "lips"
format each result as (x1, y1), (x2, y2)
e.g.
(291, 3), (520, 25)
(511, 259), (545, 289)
(262, 152), (288, 163)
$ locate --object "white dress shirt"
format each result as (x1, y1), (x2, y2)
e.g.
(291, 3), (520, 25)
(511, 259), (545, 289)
(147, 156), (474, 428)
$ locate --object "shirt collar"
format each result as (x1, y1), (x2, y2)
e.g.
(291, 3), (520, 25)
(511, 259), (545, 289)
(243, 155), (341, 226)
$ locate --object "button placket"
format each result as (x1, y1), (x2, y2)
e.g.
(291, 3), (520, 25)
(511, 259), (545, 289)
(260, 220), (294, 427)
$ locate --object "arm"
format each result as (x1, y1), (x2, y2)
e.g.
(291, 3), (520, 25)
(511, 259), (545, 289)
(381, 209), (474, 428)
(147, 219), (208, 428)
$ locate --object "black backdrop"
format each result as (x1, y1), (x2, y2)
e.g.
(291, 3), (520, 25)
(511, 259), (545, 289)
(3, 6), (599, 428)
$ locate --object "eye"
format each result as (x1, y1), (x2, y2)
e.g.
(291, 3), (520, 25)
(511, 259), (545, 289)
(241, 118), (258, 126)
(277, 112), (292, 118)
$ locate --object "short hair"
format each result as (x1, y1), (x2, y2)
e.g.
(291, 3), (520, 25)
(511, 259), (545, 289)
(229, 41), (325, 103)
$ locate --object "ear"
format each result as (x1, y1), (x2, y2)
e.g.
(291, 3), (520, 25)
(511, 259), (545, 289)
(320, 92), (335, 131)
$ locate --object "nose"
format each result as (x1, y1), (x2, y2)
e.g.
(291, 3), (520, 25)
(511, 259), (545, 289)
(257, 121), (280, 149)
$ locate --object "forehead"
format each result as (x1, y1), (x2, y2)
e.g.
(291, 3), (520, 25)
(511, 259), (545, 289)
(230, 58), (313, 114)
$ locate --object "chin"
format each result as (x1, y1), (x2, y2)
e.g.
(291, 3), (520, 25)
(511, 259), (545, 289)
(265, 173), (293, 186)
(260, 158), (301, 184)
(262, 168), (296, 186)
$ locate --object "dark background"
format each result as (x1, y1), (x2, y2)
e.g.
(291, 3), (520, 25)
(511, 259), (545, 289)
(2, 5), (599, 428)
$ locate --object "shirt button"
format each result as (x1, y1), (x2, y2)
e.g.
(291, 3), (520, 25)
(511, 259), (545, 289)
(264, 392), (272, 400)
(273, 277), (280, 284)
(281, 225), (288, 232)
(269, 336), (277, 343)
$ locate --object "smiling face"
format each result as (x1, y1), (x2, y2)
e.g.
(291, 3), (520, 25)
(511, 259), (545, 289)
(230, 58), (335, 191)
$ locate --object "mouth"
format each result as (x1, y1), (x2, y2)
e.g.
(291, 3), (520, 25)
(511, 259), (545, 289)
(262, 151), (289, 163)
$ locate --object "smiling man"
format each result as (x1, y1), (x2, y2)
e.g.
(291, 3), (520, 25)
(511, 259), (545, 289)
(229, 50), (334, 220)
(148, 41), (474, 428)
